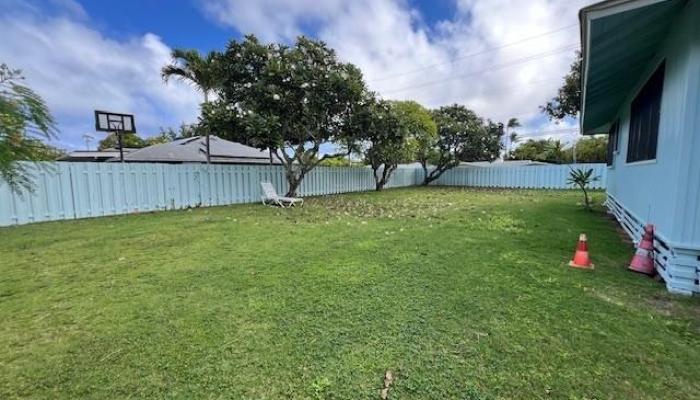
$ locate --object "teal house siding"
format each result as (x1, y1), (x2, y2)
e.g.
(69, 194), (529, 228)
(581, 0), (700, 294)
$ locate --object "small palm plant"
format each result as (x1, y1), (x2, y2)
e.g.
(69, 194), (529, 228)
(568, 167), (599, 211)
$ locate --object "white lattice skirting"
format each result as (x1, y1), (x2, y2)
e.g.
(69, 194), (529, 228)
(605, 194), (700, 295)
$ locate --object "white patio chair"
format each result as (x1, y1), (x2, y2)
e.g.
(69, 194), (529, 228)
(260, 182), (304, 208)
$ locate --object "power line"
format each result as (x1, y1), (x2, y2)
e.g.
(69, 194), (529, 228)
(379, 44), (579, 95)
(425, 77), (564, 110)
(369, 24), (578, 83)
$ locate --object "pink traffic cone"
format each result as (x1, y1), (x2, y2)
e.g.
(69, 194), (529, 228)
(629, 225), (655, 275)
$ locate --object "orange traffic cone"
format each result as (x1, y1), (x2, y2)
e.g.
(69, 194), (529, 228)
(629, 225), (655, 275)
(569, 233), (594, 269)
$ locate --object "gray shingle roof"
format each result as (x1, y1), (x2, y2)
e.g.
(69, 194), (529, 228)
(119, 136), (280, 164)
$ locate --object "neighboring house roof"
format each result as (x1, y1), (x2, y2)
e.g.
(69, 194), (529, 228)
(579, 0), (684, 134)
(60, 148), (138, 162)
(459, 160), (550, 167)
(117, 136), (280, 164)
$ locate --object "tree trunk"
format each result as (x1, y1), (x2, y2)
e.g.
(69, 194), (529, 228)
(284, 165), (306, 197)
(420, 162), (429, 186)
(372, 164), (383, 192)
(582, 186), (590, 211)
(422, 168), (443, 186)
(421, 162), (457, 186)
(373, 163), (396, 192)
(286, 178), (302, 197)
(203, 91), (211, 164)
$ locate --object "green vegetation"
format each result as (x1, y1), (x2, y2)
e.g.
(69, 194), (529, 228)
(2, 188), (699, 399)
(97, 125), (197, 150)
(541, 51), (582, 121)
(567, 136), (608, 163)
(421, 105), (502, 185)
(162, 48), (222, 163)
(353, 99), (415, 191)
(568, 167), (600, 211)
(97, 132), (147, 150)
(201, 35), (367, 196)
(0, 63), (57, 191)
(198, 36), (512, 196)
(508, 136), (608, 164)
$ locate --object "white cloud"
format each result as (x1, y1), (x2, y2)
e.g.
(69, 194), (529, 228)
(2, 0), (598, 150)
(202, 0), (596, 141)
(520, 118), (580, 146)
(200, 0), (346, 42)
(48, 0), (89, 20)
(0, 11), (201, 149)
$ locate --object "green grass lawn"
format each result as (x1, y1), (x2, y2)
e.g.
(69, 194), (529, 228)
(1, 187), (699, 399)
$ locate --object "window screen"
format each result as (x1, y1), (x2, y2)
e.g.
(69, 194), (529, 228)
(627, 62), (665, 163)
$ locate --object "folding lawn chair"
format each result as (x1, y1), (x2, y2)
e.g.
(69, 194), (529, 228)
(260, 181), (304, 208)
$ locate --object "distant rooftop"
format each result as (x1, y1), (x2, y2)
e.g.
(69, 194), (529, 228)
(118, 136), (279, 165)
(60, 148), (138, 162)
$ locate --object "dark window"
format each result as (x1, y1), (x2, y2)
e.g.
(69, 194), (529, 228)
(627, 62), (665, 163)
(606, 120), (619, 166)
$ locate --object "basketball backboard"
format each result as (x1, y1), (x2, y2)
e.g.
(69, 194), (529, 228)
(94, 110), (136, 133)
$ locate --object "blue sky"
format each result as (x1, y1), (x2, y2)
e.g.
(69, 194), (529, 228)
(78, 0), (455, 47)
(78, 1), (230, 51)
(1, 0), (588, 150)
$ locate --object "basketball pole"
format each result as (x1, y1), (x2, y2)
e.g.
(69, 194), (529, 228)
(117, 129), (124, 163)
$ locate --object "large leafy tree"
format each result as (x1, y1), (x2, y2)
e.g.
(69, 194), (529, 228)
(508, 136), (607, 164)
(506, 117), (521, 154)
(564, 136), (607, 163)
(26, 141), (65, 160)
(98, 133), (146, 150)
(419, 105), (501, 186)
(479, 120), (507, 160)
(0, 64), (58, 191)
(162, 49), (221, 163)
(394, 100), (436, 164)
(98, 124), (204, 150)
(143, 131), (176, 146)
(364, 100), (436, 191)
(158, 123), (202, 140)
(201, 35), (367, 196)
(353, 99), (413, 191)
(508, 138), (566, 163)
(541, 51), (582, 120)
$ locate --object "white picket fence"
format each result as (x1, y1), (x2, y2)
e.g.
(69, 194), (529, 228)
(0, 162), (606, 226)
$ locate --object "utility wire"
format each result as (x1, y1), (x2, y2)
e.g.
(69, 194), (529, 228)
(428, 77), (565, 108)
(380, 44), (579, 94)
(369, 23), (578, 82)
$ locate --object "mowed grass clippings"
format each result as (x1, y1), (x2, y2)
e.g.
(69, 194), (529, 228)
(1, 187), (699, 399)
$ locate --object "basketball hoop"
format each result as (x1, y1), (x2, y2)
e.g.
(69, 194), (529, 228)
(94, 110), (136, 162)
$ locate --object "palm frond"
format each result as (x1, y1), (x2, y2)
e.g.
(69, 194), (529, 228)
(161, 48), (221, 94)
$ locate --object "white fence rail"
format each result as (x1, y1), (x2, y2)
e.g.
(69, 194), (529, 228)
(0, 162), (606, 227)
